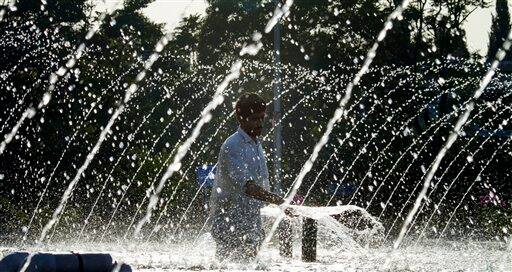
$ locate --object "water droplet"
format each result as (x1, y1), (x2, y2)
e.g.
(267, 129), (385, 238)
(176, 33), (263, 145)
(56, 67), (67, 76)
(42, 93), (51, 106)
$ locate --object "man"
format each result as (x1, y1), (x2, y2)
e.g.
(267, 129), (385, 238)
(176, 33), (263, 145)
(209, 92), (290, 261)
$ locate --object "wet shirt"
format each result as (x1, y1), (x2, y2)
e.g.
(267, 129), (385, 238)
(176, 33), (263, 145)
(209, 127), (270, 244)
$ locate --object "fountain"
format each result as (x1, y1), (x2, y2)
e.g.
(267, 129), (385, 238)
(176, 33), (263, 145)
(1, 0), (511, 271)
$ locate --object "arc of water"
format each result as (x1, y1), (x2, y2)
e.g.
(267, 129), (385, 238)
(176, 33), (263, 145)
(279, 69), (388, 204)
(77, 86), (176, 240)
(411, 115), (512, 242)
(347, 79), (469, 209)
(48, 81), (172, 242)
(375, 98), (470, 217)
(391, 29), (512, 251)
(347, 80), (467, 208)
(259, 1), (413, 252)
(381, 101), (505, 240)
(324, 75), (435, 207)
(35, 0), (206, 243)
(132, 0), (295, 238)
(76, 70), (197, 236)
(112, 69), (231, 239)
(436, 136), (511, 244)
(410, 104), (512, 243)
(120, 118), (202, 239)
(98, 91), (200, 241)
(119, 80), (224, 240)
(148, 111), (235, 240)
(36, 22), (179, 244)
(327, 113), (398, 206)
(302, 69), (404, 202)
(23, 67), (137, 242)
(0, 107), (36, 154)
(0, 4), (119, 156)
(191, 215), (212, 246)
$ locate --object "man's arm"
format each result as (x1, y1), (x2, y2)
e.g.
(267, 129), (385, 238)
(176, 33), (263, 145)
(244, 180), (284, 205)
(245, 181), (299, 217)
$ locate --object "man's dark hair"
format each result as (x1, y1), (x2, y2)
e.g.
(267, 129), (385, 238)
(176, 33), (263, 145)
(235, 92), (266, 117)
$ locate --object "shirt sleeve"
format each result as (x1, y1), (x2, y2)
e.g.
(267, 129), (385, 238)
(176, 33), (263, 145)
(220, 143), (255, 192)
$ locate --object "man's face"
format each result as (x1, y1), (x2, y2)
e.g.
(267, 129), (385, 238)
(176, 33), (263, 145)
(238, 110), (266, 138)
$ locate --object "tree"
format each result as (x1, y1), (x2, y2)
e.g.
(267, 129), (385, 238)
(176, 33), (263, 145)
(102, 0), (163, 51)
(487, 0), (512, 61)
(14, 0), (88, 26)
(172, 15), (203, 69)
(196, 0), (392, 68)
(430, 0), (490, 58)
(376, 0), (416, 65)
(398, 0), (490, 60)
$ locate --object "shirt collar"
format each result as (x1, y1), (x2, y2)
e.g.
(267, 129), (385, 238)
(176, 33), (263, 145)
(237, 126), (259, 144)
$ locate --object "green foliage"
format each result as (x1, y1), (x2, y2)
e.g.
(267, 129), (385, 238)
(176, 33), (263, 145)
(488, 0), (512, 61)
(15, 0), (88, 23)
(124, 0), (154, 13)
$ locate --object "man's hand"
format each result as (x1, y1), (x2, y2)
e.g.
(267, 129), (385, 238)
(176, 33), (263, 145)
(284, 207), (299, 218)
(244, 181), (301, 218)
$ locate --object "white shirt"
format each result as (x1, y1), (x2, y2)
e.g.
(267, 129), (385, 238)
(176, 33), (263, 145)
(209, 127), (270, 244)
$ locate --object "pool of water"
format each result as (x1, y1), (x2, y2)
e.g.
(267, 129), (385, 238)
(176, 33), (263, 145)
(1, 237), (509, 271)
